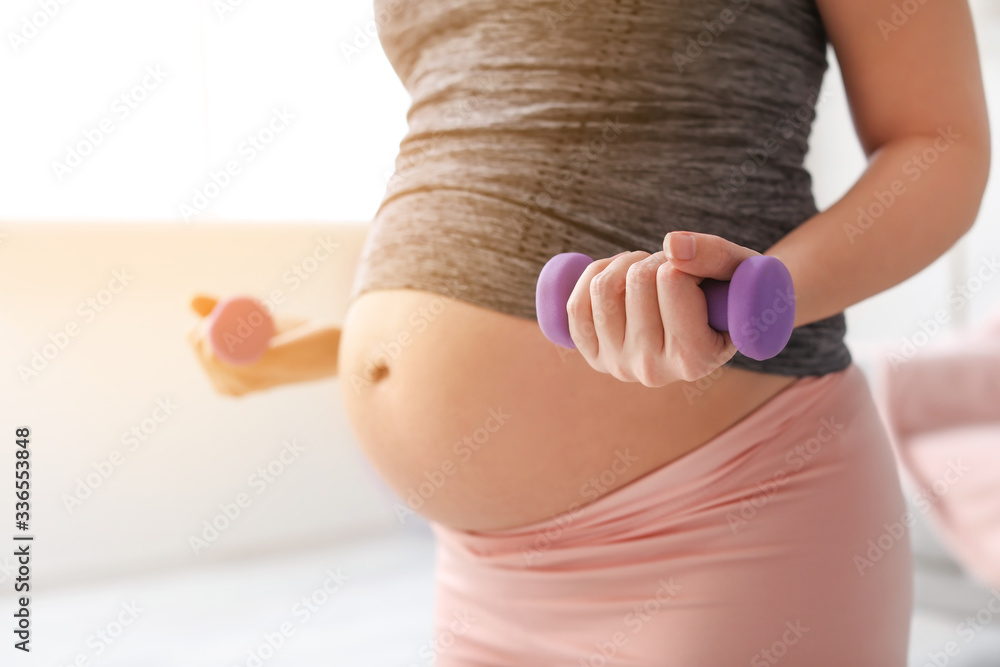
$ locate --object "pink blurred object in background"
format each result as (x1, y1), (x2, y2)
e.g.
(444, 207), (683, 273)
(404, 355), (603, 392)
(206, 296), (275, 366)
(876, 310), (1000, 591)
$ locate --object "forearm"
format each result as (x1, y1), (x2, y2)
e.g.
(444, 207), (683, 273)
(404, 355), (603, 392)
(262, 318), (342, 385)
(767, 130), (990, 328)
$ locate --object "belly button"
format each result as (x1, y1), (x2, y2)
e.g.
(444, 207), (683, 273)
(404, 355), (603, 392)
(367, 362), (390, 383)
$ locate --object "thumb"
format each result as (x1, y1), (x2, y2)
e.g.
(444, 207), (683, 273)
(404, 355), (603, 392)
(663, 232), (760, 281)
(190, 294), (218, 318)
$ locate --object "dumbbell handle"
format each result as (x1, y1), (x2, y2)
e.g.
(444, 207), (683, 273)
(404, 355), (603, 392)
(535, 253), (795, 361)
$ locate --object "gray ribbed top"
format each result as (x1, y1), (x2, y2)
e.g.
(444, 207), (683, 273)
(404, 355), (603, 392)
(349, 0), (851, 376)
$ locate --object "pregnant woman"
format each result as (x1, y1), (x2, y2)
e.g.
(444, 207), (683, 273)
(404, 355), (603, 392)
(190, 0), (990, 663)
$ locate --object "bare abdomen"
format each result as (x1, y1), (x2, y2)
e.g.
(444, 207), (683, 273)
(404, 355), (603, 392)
(338, 288), (797, 532)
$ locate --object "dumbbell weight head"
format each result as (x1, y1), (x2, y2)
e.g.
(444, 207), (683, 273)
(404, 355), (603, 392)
(207, 296), (275, 366)
(535, 252), (595, 349)
(725, 255), (795, 361)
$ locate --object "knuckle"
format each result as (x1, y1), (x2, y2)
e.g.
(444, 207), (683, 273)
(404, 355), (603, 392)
(566, 292), (589, 324)
(602, 355), (628, 382)
(577, 318), (597, 339)
(675, 358), (702, 383)
(656, 261), (685, 287)
(591, 274), (624, 314)
(625, 258), (656, 290)
(584, 354), (605, 373)
(633, 363), (652, 387)
(629, 250), (652, 265)
(677, 368), (698, 383)
(610, 366), (634, 383)
(590, 268), (617, 297)
(636, 353), (667, 388)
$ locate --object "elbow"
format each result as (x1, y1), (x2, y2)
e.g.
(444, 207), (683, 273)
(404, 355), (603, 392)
(955, 143), (991, 238)
(924, 120), (992, 240)
(956, 117), (992, 236)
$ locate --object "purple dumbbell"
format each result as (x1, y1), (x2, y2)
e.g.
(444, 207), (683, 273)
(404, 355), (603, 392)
(535, 252), (796, 361)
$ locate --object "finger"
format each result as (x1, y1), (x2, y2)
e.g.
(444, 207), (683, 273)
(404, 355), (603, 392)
(591, 251), (650, 372)
(566, 251), (628, 361)
(190, 294), (218, 318)
(663, 232), (760, 281)
(656, 260), (735, 380)
(623, 252), (668, 377)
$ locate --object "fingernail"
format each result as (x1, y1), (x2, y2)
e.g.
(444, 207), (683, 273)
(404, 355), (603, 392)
(667, 233), (696, 261)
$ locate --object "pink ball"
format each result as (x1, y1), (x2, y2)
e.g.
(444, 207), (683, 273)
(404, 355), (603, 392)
(207, 297), (275, 366)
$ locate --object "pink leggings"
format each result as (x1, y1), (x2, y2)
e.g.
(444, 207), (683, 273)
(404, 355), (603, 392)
(428, 365), (912, 666)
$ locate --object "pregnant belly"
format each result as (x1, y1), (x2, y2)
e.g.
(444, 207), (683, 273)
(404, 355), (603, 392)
(338, 288), (798, 532)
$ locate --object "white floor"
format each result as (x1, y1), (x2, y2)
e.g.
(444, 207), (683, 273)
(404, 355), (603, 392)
(6, 528), (437, 667)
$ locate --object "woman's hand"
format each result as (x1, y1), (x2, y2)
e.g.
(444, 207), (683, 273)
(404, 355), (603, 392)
(186, 294), (312, 397)
(566, 232), (760, 387)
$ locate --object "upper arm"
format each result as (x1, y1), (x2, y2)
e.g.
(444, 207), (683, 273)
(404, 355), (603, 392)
(815, 0), (990, 162)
